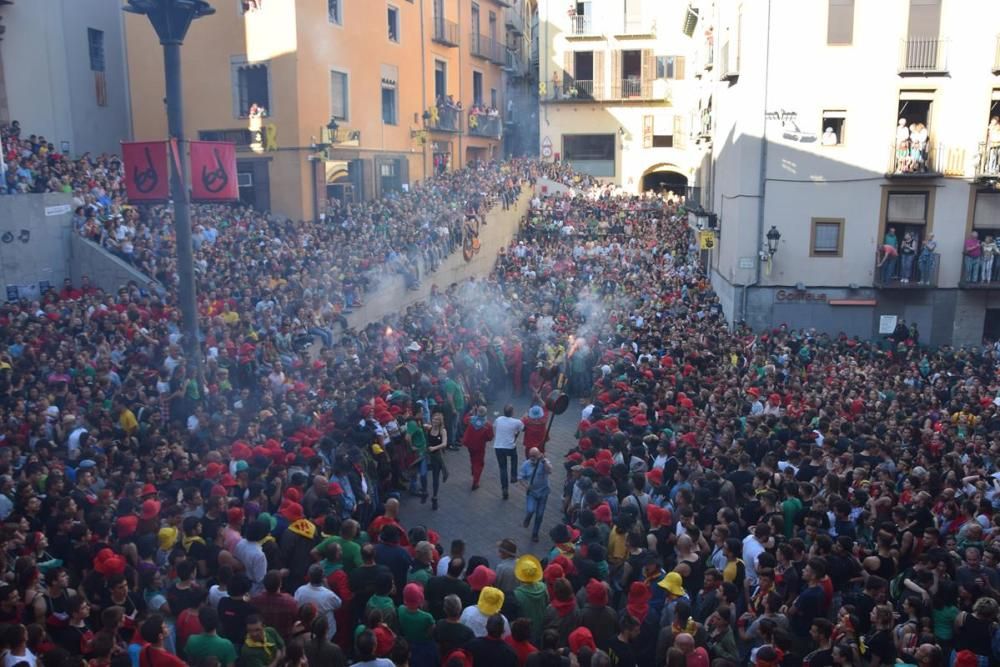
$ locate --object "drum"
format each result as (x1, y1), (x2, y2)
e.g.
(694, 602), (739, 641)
(395, 363), (419, 387)
(545, 390), (570, 415)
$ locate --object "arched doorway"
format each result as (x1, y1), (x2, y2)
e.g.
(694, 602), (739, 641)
(641, 165), (688, 198)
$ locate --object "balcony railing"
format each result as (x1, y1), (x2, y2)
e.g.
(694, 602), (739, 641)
(612, 78), (653, 100)
(432, 18), (460, 46)
(429, 106), (461, 133)
(959, 248), (1000, 288)
(978, 141), (1000, 179)
(886, 140), (943, 177)
(994, 34), (1000, 74)
(503, 49), (520, 72)
(899, 38), (948, 74)
(570, 15), (593, 35)
(874, 252), (939, 288)
(468, 114), (502, 139)
(540, 79), (602, 102)
(720, 41), (739, 80)
(199, 128), (255, 148)
(470, 34), (504, 62)
(505, 10), (524, 35)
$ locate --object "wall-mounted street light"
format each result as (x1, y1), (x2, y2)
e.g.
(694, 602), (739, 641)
(766, 225), (781, 256)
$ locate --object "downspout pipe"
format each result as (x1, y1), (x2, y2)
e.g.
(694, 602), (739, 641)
(743, 0), (771, 324)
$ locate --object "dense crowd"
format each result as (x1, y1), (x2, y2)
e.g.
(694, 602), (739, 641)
(0, 118), (1000, 667)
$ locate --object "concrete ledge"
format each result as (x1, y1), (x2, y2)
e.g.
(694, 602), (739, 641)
(344, 190), (531, 328)
(69, 234), (164, 295)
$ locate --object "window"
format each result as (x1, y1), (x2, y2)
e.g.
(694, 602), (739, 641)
(490, 88), (497, 109)
(907, 0), (941, 39)
(563, 134), (615, 176)
(827, 0), (854, 45)
(655, 56), (685, 79)
(810, 218), (844, 256)
(471, 3), (480, 35)
(489, 11), (497, 43)
(232, 61), (270, 117)
(821, 110), (846, 145)
(381, 65), (398, 125)
(434, 60), (447, 101)
(328, 0), (341, 24)
(331, 71), (348, 120)
(473, 71), (483, 106)
(652, 135), (673, 148)
(238, 172), (254, 187)
(388, 6), (400, 42)
(87, 28), (105, 72)
(887, 192), (928, 225)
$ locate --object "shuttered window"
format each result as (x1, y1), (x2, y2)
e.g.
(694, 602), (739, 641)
(887, 192), (928, 225)
(974, 192), (1000, 229)
(827, 0), (854, 45)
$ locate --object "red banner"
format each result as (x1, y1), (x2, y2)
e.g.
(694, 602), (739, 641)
(122, 141), (169, 202)
(189, 141), (238, 201)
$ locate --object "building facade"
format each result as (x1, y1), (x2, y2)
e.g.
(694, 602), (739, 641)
(0, 0), (132, 156)
(125, 0), (517, 220)
(536, 0), (700, 195)
(695, 0), (1000, 347)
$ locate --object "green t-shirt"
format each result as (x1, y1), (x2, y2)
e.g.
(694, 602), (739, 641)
(186, 633), (238, 666)
(407, 421), (428, 455)
(239, 628), (284, 667)
(781, 497), (803, 538)
(397, 606), (435, 642)
(443, 378), (465, 412)
(315, 535), (363, 573)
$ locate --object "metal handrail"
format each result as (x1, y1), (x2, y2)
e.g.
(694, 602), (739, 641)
(899, 38), (948, 73)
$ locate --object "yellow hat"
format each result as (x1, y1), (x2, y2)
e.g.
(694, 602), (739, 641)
(158, 526), (178, 551)
(372, 444), (385, 456)
(658, 571), (685, 597)
(514, 555), (542, 584)
(477, 586), (505, 616)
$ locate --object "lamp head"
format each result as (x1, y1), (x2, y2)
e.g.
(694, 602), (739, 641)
(766, 226), (781, 255)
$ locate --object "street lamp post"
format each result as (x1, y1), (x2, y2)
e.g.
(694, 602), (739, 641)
(123, 0), (214, 380)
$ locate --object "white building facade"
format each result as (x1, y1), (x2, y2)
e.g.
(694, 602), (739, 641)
(536, 0), (701, 195)
(0, 0), (131, 156)
(695, 0), (1000, 347)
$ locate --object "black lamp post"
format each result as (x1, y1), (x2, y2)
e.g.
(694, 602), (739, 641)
(123, 0), (214, 380)
(766, 225), (781, 256)
(307, 118), (337, 222)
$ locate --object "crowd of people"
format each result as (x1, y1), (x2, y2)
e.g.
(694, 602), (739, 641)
(0, 118), (999, 667)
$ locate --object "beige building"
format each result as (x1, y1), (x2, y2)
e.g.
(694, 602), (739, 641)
(125, 0), (522, 220)
(693, 0), (1000, 346)
(536, 0), (700, 195)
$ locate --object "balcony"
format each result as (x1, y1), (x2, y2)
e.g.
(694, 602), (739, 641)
(568, 15), (599, 38)
(198, 128), (255, 148)
(503, 49), (521, 72)
(899, 38), (948, 75)
(874, 253), (939, 289)
(428, 106), (461, 133)
(885, 141), (944, 178)
(468, 113), (502, 139)
(540, 79), (602, 102)
(470, 33), (504, 63)
(977, 141), (1000, 180)
(505, 10), (524, 36)
(959, 250), (1000, 289)
(611, 78), (654, 101)
(994, 34), (1000, 74)
(614, 19), (656, 38)
(720, 41), (739, 81)
(432, 18), (460, 47)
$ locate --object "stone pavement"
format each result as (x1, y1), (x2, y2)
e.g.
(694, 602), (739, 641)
(395, 390), (582, 561)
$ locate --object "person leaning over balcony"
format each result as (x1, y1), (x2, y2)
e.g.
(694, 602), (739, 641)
(899, 232), (917, 284)
(877, 243), (899, 285)
(881, 227), (899, 282)
(982, 235), (997, 283)
(963, 231), (982, 284)
(917, 234), (937, 285)
(988, 117), (1000, 174)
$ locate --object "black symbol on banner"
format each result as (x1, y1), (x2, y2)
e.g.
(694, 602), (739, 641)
(1, 232), (13, 244)
(200, 148), (229, 194)
(18, 230), (29, 244)
(133, 146), (159, 194)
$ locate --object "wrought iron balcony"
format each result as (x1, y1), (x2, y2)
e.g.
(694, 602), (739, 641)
(899, 38), (948, 75)
(468, 114), (502, 139)
(428, 106), (461, 133)
(432, 18), (459, 47)
(874, 253), (939, 288)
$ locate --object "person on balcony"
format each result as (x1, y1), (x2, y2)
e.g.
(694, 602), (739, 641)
(876, 243), (898, 285)
(963, 231), (982, 284)
(896, 118), (911, 173)
(988, 117), (1000, 174)
(899, 232), (917, 284)
(881, 227), (898, 282)
(910, 122), (928, 172)
(982, 235), (998, 283)
(917, 234), (937, 285)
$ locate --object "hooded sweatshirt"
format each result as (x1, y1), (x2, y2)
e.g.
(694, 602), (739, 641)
(279, 519), (318, 590)
(513, 582), (549, 643)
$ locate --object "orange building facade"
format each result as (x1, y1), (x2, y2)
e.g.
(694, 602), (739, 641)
(124, 0), (517, 220)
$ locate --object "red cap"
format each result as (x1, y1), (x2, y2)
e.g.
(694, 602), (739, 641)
(227, 507), (245, 525)
(140, 499), (161, 521)
(140, 483), (157, 497)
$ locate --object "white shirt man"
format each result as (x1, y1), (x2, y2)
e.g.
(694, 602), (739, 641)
(294, 565), (342, 639)
(493, 408), (524, 451)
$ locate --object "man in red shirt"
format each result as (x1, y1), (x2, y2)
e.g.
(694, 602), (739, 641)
(521, 405), (548, 457)
(675, 632), (709, 667)
(250, 570), (298, 640)
(139, 615), (186, 667)
(462, 406), (494, 490)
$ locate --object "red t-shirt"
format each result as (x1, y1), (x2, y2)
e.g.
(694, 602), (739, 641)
(139, 646), (186, 667)
(504, 637), (538, 667)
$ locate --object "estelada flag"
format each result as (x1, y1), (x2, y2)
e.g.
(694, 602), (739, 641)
(189, 140), (238, 201)
(122, 141), (169, 201)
